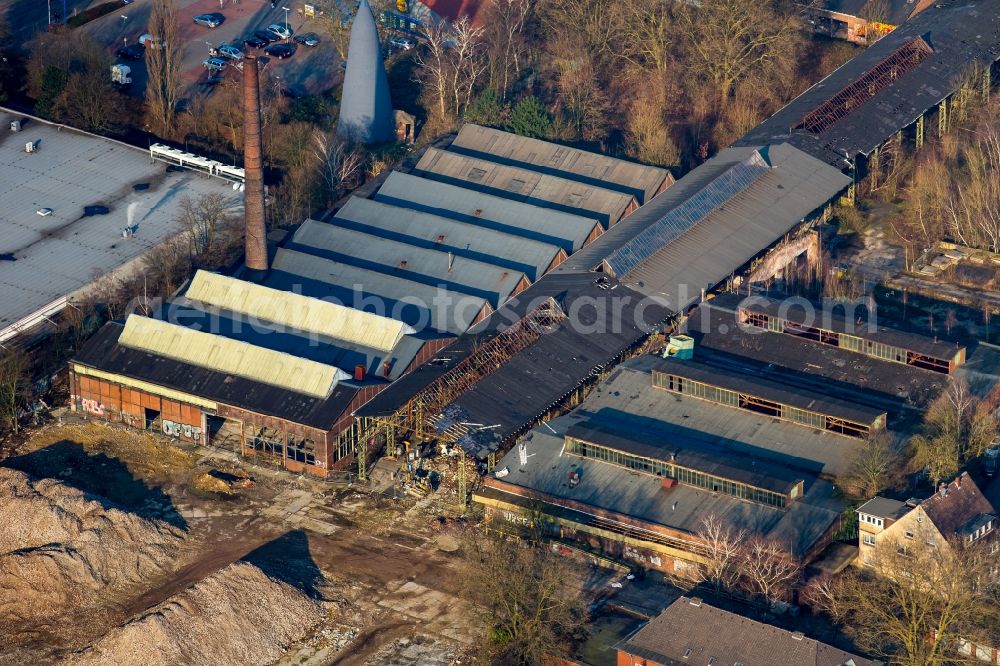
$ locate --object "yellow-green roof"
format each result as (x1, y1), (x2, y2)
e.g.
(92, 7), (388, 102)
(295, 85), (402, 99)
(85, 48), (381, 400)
(185, 270), (413, 353)
(118, 315), (348, 398)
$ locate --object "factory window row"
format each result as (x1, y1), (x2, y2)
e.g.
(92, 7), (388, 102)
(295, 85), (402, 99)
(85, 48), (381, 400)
(563, 436), (789, 508)
(652, 370), (871, 438)
(737, 308), (954, 374)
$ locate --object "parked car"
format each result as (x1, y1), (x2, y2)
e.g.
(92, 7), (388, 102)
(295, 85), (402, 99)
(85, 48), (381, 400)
(244, 34), (269, 49)
(388, 36), (415, 50)
(293, 32), (320, 47)
(266, 23), (292, 40)
(265, 43), (297, 59)
(116, 43), (145, 60)
(253, 29), (280, 44)
(216, 44), (243, 60)
(193, 13), (225, 28)
(203, 57), (227, 71)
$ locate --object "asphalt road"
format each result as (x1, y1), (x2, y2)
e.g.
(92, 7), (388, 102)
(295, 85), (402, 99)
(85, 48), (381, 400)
(1, 0), (99, 44)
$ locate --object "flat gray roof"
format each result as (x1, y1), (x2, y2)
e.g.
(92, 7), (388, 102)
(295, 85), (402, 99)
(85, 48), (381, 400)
(450, 124), (671, 204)
(375, 171), (602, 253)
(332, 196), (564, 281)
(491, 418), (842, 556)
(0, 110), (241, 336)
(568, 357), (862, 477)
(857, 496), (910, 520)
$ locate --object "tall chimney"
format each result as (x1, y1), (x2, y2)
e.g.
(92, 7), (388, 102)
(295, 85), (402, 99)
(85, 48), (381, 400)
(243, 55), (268, 275)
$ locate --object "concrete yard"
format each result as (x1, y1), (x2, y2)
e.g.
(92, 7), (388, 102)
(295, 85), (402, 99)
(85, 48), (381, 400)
(0, 110), (241, 337)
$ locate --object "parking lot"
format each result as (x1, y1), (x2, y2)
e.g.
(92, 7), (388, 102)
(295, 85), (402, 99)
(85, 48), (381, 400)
(82, 0), (343, 99)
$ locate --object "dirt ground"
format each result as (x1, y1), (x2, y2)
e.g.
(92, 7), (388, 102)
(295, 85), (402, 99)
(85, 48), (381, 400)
(0, 415), (479, 665)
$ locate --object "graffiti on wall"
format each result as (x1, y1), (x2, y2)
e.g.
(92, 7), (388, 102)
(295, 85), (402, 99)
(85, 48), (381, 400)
(162, 420), (202, 441)
(80, 398), (105, 416)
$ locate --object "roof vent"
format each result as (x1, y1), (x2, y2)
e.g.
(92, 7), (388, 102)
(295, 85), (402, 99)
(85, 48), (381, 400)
(688, 597), (702, 607)
(398, 260), (408, 269)
(791, 631), (805, 641)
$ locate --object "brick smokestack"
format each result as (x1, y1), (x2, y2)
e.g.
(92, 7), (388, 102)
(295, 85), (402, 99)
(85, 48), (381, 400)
(242, 55), (268, 275)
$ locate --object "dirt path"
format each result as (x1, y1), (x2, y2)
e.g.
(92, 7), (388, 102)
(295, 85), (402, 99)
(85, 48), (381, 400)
(116, 520), (280, 619)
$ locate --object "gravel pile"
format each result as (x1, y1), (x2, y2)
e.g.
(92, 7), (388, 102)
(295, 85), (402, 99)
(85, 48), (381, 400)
(0, 467), (184, 631)
(66, 561), (324, 666)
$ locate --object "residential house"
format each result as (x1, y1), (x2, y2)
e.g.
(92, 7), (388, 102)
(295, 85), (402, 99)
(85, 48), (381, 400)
(857, 473), (998, 566)
(617, 596), (879, 666)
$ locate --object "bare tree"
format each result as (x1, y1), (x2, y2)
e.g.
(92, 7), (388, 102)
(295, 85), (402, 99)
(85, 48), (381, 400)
(0, 350), (30, 434)
(675, 0), (800, 109)
(818, 528), (993, 665)
(737, 537), (801, 603)
(462, 534), (587, 664)
(417, 18), (486, 122)
(626, 89), (679, 168)
(176, 193), (234, 257)
(145, 0), (182, 137)
(312, 131), (364, 205)
(911, 378), (995, 486)
(848, 429), (905, 499)
(482, 0), (533, 100)
(696, 514), (746, 591)
(53, 68), (126, 133)
(614, 0), (675, 75)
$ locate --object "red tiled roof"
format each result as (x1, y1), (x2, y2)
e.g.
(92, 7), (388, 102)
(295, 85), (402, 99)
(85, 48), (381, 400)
(420, 0), (489, 26)
(921, 472), (996, 537)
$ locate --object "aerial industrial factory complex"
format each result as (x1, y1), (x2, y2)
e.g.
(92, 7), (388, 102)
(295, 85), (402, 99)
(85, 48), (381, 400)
(67, 0), (1000, 570)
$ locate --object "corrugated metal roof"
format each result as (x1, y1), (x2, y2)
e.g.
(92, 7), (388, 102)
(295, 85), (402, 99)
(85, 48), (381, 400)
(375, 171), (602, 253)
(689, 300), (949, 416)
(73, 322), (360, 429)
(160, 297), (428, 382)
(332, 197), (564, 281)
(267, 247), (488, 335)
(287, 218), (527, 308)
(118, 314), (349, 398)
(185, 270), (412, 353)
(603, 150), (772, 277)
(732, 292), (963, 359)
(449, 124), (671, 204)
(565, 420), (803, 494)
(738, 0), (1000, 164)
(414, 148), (637, 227)
(557, 143), (851, 310)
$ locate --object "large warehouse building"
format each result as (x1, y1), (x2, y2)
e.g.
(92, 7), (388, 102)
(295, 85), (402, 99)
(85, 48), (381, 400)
(0, 109), (242, 345)
(474, 296), (960, 572)
(69, 125), (671, 476)
(359, 0), (1000, 479)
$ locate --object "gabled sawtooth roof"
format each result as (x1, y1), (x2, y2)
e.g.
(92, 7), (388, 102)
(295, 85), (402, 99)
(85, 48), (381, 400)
(450, 123), (672, 204)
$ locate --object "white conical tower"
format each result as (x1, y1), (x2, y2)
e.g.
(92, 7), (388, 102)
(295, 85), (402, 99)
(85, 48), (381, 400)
(337, 0), (395, 144)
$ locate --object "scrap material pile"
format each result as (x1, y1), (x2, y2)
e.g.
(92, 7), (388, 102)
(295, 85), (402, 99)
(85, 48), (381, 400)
(0, 467), (184, 635)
